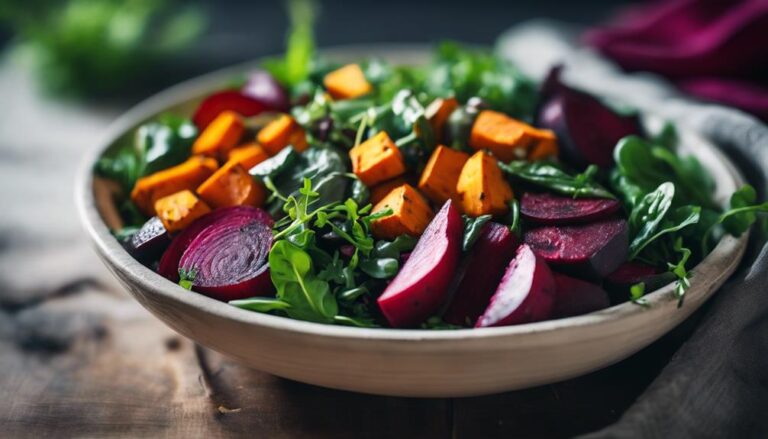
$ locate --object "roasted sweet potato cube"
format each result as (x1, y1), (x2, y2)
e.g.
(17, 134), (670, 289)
(227, 143), (270, 170)
(456, 151), (514, 217)
(257, 114), (308, 155)
(196, 161), (266, 208)
(418, 145), (469, 204)
(370, 176), (409, 205)
(469, 110), (537, 162)
(192, 110), (244, 158)
(370, 184), (434, 240)
(425, 97), (458, 143)
(527, 128), (559, 160)
(323, 64), (372, 100)
(349, 131), (406, 187)
(154, 190), (211, 233)
(131, 156), (218, 216)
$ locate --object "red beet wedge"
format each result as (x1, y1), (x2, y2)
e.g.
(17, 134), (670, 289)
(524, 218), (628, 279)
(179, 209), (274, 301)
(475, 244), (556, 328)
(552, 273), (610, 318)
(520, 192), (621, 225)
(158, 206), (273, 282)
(444, 222), (520, 326)
(604, 262), (675, 304)
(377, 201), (463, 328)
(126, 216), (170, 264)
(193, 91), (269, 130)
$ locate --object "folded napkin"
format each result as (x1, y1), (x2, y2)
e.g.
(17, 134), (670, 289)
(498, 21), (768, 438)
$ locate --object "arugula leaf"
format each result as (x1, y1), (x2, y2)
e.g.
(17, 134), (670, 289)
(462, 215), (492, 251)
(229, 297), (292, 312)
(262, 0), (316, 88)
(629, 282), (649, 307)
(499, 161), (616, 199)
(506, 199), (521, 237)
(178, 268), (196, 291)
(668, 237), (692, 308)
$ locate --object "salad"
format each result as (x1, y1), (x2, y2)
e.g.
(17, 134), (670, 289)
(96, 5), (767, 329)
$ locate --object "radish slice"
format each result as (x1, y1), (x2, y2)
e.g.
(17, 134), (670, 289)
(524, 218), (628, 279)
(179, 214), (274, 301)
(377, 201), (463, 328)
(520, 192), (621, 225)
(157, 206), (273, 282)
(552, 273), (609, 318)
(475, 244), (556, 328)
(444, 222), (519, 326)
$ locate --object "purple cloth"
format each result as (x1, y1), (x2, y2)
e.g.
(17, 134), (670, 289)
(585, 0), (768, 121)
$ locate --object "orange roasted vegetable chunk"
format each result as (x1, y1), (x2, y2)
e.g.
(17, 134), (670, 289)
(370, 176), (408, 205)
(323, 64), (372, 100)
(227, 143), (269, 170)
(131, 156), (218, 216)
(192, 110), (244, 158)
(470, 110), (548, 162)
(257, 114), (308, 155)
(349, 131), (406, 187)
(526, 128), (559, 160)
(196, 161), (266, 208)
(425, 97), (458, 143)
(154, 190), (211, 233)
(418, 145), (469, 204)
(456, 151), (514, 217)
(370, 184), (434, 240)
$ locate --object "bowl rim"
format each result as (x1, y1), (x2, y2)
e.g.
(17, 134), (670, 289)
(76, 43), (748, 342)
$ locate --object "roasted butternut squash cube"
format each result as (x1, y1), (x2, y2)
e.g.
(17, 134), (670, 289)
(526, 128), (559, 160)
(323, 64), (372, 100)
(418, 145), (469, 204)
(349, 131), (406, 187)
(469, 110), (537, 162)
(131, 156), (218, 216)
(257, 114), (308, 155)
(227, 143), (270, 170)
(425, 97), (458, 143)
(154, 190), (211, 233)
(456, 151), (514, 217)
(370, 184), (434, 240)
(369, 176), (409, 205)
(192, 110), (244, 158)
(196, 161), (266, 208)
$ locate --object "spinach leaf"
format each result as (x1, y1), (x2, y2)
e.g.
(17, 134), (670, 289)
(719, 185), (768, 236)
(628, 182), (675, 254)
(229, 297), (292, 312)
(359, 257), (399, 279)
(372, 235), (418, 259)
(249, 147), (299, 179)
(462, 215), (491, 251)
(499, 161), (616, 199)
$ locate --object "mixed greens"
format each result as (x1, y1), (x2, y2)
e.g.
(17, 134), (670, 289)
(96, 1), (767, 329)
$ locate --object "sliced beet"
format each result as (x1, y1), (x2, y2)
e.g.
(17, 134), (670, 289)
(126, 216), (170, 265)
(192, 90), (269, 130)
(537, 67), (642, 168)
(552, 273), (609, 318)
(157, 206), (273, 282)
(241, 70), (290, 112)
(475, 244), (556, 328)
(377, 201), (463, 328)
(604, 262), (675, 304)
(179, 210), (274, 301)
(520, 192), (621, 225)
(524, 218), (629, 279)
(444, 222), (520, 326)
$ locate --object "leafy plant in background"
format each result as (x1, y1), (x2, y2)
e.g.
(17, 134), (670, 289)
(1, 0), (206, 97)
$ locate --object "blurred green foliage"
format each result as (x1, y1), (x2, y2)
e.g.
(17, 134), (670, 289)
(1, 0), (206, 97)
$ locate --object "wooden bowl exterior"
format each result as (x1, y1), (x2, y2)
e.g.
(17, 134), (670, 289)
(77, 46), (748, 397)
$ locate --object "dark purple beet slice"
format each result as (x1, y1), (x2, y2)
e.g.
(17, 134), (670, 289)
(520, 192), (621, 225)
(552, 273), (609, 318)
(192, 90), (268, 130)
(475, 244), (556, 328)
(524, 218), (628, 279)
(444, 222), (520, 326)
(179, 212), (274, 301)
(604, 262), (676, 304)
(157, 206), (273, 282)
(241, 70), (290, 112)
(126, 216), (170, 265)
(377, 201), (463, 328)
(537, 67), (642, 168)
